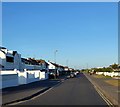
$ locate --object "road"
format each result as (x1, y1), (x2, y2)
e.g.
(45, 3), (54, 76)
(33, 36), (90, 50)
(14, 73), (108, 105)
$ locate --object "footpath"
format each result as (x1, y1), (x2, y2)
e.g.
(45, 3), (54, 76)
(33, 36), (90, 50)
(84, 73), (119, 107)
(1, 76), (66, 106)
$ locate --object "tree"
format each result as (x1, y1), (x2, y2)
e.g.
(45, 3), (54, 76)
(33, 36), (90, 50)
(110, 63), (119, 69)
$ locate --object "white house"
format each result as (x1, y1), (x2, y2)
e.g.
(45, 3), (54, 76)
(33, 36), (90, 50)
(0, 47), (50, 89)
(47, 61), (56, 70)
(0, 47), (22, 70)
(21, 58), (40, 70)
(47, 61), (59, 77)
(47, 61), (65, 76)
(64, 66), (69, 71)
(21, 58), (49, 71)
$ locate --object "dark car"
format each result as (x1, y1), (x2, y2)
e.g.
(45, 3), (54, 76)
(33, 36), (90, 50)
(49, 72), (56, 79)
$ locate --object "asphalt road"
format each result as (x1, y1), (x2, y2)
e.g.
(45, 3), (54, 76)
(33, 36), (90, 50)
(15, 73), (108, 105)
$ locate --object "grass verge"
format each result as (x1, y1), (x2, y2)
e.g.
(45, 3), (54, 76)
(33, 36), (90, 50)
(105, 80), (120, 87)
(93, 74), (111, 79)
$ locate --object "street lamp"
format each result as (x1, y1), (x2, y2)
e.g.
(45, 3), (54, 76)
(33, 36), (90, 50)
(54, 50), (58, 64)
(54, 50), (58, 79)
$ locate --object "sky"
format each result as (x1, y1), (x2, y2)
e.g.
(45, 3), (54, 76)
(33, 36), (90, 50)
(2, 2), (118, 69)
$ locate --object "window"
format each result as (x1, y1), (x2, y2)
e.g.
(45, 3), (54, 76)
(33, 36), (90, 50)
(6, 56), (14, 63)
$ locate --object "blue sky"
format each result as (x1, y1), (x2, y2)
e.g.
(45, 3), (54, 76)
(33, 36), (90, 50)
(2, 2), (118, 69)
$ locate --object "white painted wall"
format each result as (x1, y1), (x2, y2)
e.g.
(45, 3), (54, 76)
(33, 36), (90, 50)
(0, 70), (48, 89)
(47, 62), (55, 69)
(0, 70), (18, 89)
(64, 68), (69, 71)
(21, 64), (42, 71)
(96, 72), (120, 77)
(0, 51), (6, 69)
(39, 71), (46, 80)
(17, 70), (28, 84)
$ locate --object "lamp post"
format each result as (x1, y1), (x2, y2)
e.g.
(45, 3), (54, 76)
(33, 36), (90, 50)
(54, 50), (58, 78)
(54, 50), (58, 64)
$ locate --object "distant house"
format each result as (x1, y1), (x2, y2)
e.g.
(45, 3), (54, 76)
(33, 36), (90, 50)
(21, 58), (49, 71)
(21, 58), (41, 70)
(36, 59), (49, 72)
(0, 47), (22, 70)
(64, 66), (69, 71)
(47, 61), (59, 76)
(69, 68), (73, 71)
(47, 61), (56, 70)
(57, 65), (64, 75)
(47, 61), (65, 76)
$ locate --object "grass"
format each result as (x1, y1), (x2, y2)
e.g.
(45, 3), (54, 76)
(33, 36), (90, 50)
(93, 74), (111, 79)
(93, 74), (120, 87)
(105, 80), (120, 87)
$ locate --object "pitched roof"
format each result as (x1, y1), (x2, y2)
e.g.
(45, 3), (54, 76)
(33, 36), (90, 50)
(49, 62), (64, 68)
(50, 62), (59, 67)
(0, 47), (6, 50)
(27, 58), (39, 65)
(36, 59), (49, 65)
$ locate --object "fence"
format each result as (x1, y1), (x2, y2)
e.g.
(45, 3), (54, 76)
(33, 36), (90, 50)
(96, 72), (120, 77)
(0, 69), (49, 89)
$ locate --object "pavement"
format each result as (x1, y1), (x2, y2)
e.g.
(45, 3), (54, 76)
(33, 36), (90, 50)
(84, 73), (119, 106)
(1, 76), (66, 106)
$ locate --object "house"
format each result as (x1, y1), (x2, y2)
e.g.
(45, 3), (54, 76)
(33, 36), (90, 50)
(21, 58), (49, 72)
(47, 61), (66, 77)
(47, 61), (59, 78)
(0, 47), (22, 70)
(64, 66), (69, 71)
(36, 59), (49, 72)
(21, 58), (41, 70)
(57, 65), (65, 75)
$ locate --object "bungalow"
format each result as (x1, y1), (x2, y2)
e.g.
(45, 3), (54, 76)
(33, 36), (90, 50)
(21, 58), (34, 70)
(64, 66), (69, 71)
(21, 58), (49, 71)
(47, 61), (66, 77)
(21, 58), (41, 70)
(36, 59), (49, 72)
(47, 61), (59, 78)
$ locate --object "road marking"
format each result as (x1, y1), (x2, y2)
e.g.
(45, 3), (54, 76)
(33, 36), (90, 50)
(94, 85), (114, 107)
(8, 82), (62, 105)
(84, 73), (114, 107)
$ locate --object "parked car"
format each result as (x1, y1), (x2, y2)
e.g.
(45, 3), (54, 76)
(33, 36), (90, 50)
(70, 72), (76, 78)
(49, 72), (56, 79)
(66, 72), (77, 79)
(66, 75), (71, 79)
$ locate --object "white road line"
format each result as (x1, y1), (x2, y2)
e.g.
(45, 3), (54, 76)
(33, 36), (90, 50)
(94, 85), (114, 106)
(84, 74), (114, 107)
